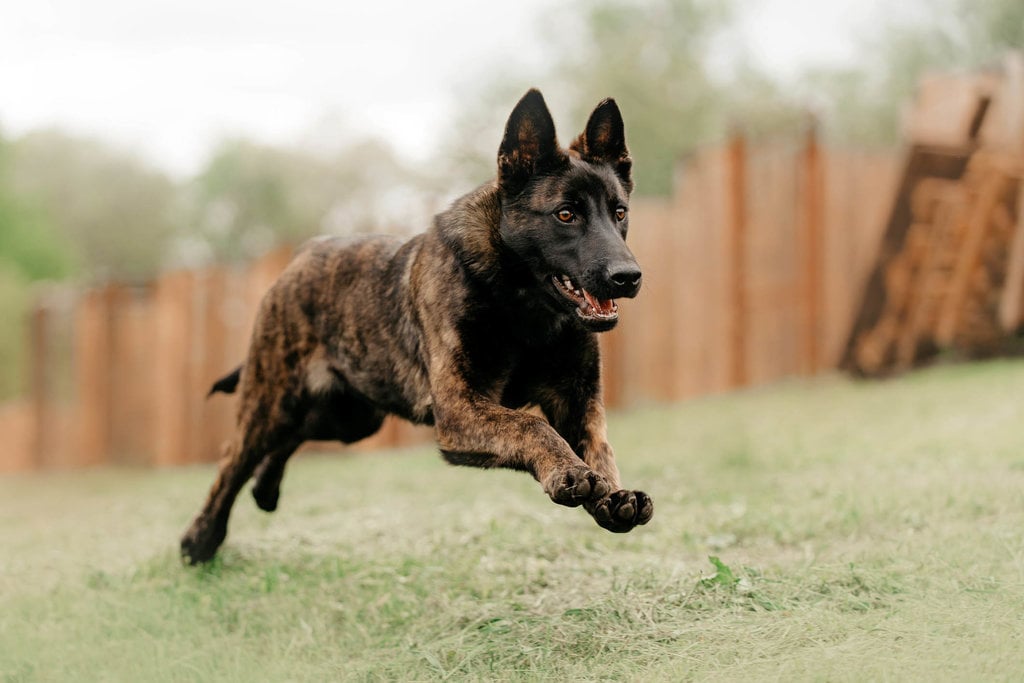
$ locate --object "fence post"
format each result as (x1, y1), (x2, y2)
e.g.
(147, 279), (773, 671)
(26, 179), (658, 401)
(75, 286), (114, 466)
(200, 267), (231, 463)
(726, 130), (748, 388)
(28, 302), (50, 469)
(154, 271), (195, 466)
(801, 119), (824, 374)
(599, 330), (624, 409)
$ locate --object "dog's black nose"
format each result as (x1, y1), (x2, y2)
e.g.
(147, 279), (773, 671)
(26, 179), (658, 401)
(608, 265), (642, 297)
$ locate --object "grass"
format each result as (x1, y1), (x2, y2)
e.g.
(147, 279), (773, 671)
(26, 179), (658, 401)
(3, 359), (1024, 681)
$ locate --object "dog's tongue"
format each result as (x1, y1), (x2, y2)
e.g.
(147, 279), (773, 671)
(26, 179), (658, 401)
(582, 289), (615, 314)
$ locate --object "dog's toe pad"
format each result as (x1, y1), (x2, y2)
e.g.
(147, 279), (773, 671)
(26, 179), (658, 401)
(546, 465), (611, 507)
(588, 489), (653, 532)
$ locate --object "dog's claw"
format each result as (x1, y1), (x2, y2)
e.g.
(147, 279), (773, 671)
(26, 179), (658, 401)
(587, 489), (653, 532)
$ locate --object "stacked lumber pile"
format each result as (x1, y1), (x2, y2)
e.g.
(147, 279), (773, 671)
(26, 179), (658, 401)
(842, 54), (1024, 376)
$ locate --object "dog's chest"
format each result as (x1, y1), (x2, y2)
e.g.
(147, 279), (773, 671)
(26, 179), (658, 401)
(462, 316), (582, 403)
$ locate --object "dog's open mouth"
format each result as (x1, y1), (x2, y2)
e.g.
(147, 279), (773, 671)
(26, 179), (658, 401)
(552, 275), (618, 321)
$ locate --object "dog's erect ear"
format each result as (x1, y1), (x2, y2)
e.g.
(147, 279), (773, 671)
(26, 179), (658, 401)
(498, 89), (564, 193)
(571, 98), (633, 194)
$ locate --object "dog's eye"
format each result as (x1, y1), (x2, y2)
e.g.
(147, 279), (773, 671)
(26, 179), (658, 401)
(615, 207), (627, 221)
(556, 209), (575, 223)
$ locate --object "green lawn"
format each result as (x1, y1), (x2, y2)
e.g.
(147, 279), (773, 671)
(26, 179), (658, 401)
(3, 360), (1024, 681)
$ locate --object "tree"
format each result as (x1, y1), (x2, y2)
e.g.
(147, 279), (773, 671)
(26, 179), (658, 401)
(189, 139), (306, 262)
(0, 132), (74, 398)
(802, 0), (1024, 146)
(0, 137), (72, 282)
(439, 76), (545, 191)
(549, 0), (736, 195)
(9, 130), (182, 281)
(957, 0), (1024, 64)
(189, 136), (438, 263)
(437, 0), (805, 197)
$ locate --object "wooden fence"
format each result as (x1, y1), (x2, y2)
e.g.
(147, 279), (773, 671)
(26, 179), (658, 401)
(0, 132), (899, 471)
(601, 132), (897, 405)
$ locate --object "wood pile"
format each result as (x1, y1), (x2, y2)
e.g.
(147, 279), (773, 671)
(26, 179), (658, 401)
(842, 54), (1024, 376)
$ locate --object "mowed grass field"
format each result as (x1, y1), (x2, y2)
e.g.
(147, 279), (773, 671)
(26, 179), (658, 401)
(3, 360), (1024, 681)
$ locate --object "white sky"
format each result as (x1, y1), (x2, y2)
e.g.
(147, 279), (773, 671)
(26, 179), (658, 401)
(0, 0), (888, 178)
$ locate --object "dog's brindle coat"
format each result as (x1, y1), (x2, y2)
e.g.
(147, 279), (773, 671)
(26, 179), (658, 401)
(181, 90), (653, 564)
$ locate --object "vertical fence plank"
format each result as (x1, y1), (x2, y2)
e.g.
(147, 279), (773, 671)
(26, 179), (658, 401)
(153, 271), (194, 467)
(822, 151), (899, 367)
(692, 147), (733, 395)
(29, 303), (50, 469)
(199, 267), (234, 463)
(107, 285), (157, 464)
(802, 123), (824, 374)
(0, 401), (32, 472)
(74, 287), (114, 467)
(619, 197), (674, 405)
(745, 141), (803, 385)
(671, 156), (713, 399)
(598, 330), (625, 410)
(185, 272), (211, 464)
(726, 133), (749, 388)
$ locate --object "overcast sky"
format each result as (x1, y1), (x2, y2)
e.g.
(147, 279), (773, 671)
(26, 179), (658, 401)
(0, 0), (887, 178)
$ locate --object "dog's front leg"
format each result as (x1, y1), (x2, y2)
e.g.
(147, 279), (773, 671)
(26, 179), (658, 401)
(542, 390), (654, 533)
(576, 399), (654, 533)
(431, 375), (613, 509)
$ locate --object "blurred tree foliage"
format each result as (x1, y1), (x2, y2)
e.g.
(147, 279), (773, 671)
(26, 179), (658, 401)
(547, 0), (737, 195)
(804, 0), (1024, 145)
(442, 0), (806, 196)
(0, 0), (1019, 283)
(961, 0), (1024, 59)
(0, 133), (72, 398)
(445, 0), (1022, 191)
(189, 136), (434, 263)
(441, 76), (544, 192)
(0, 138), (72, 283)
(0, 129), (182, 398)
(9, 130), (181, 281)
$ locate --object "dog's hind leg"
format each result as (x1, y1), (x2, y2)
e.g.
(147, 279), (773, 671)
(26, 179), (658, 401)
(180, 440), (262, 564)
(249, 441), (303, 513)
(251, 390), (385, 513)
(180, 408), (301, 564)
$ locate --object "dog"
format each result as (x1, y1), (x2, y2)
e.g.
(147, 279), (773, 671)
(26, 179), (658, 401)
(180, 89), (653, 564)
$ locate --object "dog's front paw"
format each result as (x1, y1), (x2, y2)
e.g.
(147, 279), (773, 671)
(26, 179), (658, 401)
(544, 465), (611, 507)
(587, 489), (653, 532)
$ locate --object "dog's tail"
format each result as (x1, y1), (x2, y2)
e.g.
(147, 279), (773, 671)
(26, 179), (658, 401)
(208, 365), (242, 397)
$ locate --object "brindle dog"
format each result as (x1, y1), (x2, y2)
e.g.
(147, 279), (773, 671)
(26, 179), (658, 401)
(180, 89), (653, 564)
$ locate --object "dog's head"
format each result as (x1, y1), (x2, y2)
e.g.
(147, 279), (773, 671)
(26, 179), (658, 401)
(496, 89), (640, 333)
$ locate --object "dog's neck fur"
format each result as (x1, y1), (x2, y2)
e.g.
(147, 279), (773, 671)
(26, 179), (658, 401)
(433, 181), (508, 284)
(431, 179), (576, 343)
